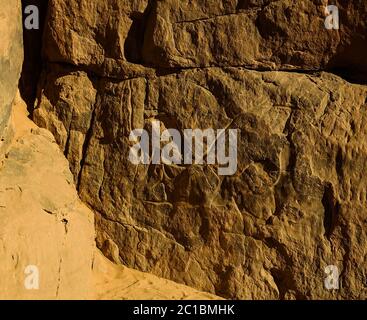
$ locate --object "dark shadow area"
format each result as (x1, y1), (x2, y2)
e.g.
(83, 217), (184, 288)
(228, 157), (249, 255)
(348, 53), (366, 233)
(326, 67), (367, 85)
(19, 0), (49, 112)
(124, 0), (155, 64)
(324, 0), (367, 84)
(322, 183), (340, 239)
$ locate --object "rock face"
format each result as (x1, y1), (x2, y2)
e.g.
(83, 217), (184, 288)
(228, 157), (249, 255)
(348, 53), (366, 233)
(0, 0), (23, 157)
(0, 94), (95, 299)
(42, 0), (367, 79)
(0, 1), (96, 299)
(32, 0), (367, 299)
(142, 0), (367, 73)
(93, 250), (222, 300)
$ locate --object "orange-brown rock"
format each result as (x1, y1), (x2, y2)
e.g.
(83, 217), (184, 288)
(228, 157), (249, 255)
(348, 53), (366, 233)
(28, 0), (367, 299)
(43, 0), (367, 79)
(0, 0), (23, 157)
(35, 66), (367, 299)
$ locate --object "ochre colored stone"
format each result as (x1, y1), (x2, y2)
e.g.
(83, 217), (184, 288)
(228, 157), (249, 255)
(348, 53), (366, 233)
(4, 0), (367, 299)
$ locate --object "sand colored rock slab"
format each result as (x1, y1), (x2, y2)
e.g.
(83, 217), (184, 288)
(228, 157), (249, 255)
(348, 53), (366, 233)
(0, 94), (95, 299)
(0, 0), (23, 157)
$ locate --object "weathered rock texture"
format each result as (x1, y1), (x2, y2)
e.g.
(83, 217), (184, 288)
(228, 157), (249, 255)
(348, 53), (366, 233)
(142, 0), (367, 73)
(0, 0), (96, 299)
(32, 0), (367, 299)
(93, 250), (222, 300)
(0, 94), (95, 299)
(0, 0), (23, 157)
(42, 0), (367, 80)
(0, 0), (226, 301)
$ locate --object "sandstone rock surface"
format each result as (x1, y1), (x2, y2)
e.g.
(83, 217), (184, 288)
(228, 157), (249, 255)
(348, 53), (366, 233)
(93, 250), (222, 300)
(43, 0), (367, 79)
(0, 94), (95, 299)
(0, 1), (230, 300)
(0, 97), (220, 300)
(1, 7), (96, 299)
(0, 0), (23, 157)
(142, 0), (367, 74)
(30, 0), (367, 299)
(35, 67), (367, 299)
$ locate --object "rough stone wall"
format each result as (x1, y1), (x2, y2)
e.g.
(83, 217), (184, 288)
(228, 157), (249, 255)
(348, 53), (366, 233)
(0, 0), (23, 156)
(33, 0), (367, 299)
(0, 0), (95, 300)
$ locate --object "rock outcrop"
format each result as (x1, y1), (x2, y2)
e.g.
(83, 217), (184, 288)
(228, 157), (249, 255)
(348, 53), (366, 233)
(0, 0), (23, 157)
(0, 93), (95, 299)
(34, 66), (367, 300)
(142, 0), (367, 74)
(0, 0), (96, 299)
(42, 0), (367, 80)
(0, 0), (225, 300)
(31, 0), (367, 299)
(0, 94), (218, 300)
